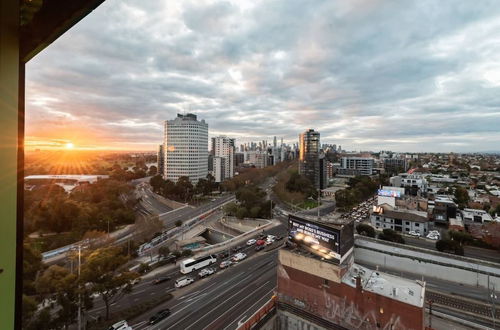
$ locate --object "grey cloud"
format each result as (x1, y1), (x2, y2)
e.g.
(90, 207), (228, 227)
(25, 0), (500, 152)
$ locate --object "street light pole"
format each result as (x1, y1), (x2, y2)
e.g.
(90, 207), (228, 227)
(77, 245), (81, 330)
(491, 283), (497, 329)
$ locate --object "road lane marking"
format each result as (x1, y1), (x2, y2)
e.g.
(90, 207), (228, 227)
(163, 274), (253, 330)
(199, 281), (271, 330)
(222, 286), (276, 330)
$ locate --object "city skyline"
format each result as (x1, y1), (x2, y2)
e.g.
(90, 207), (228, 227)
(25, 0), (500, 152)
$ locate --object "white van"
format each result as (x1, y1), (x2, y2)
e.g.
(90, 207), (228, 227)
(175, 277), (195, 288)
(107, 320), (132, 330)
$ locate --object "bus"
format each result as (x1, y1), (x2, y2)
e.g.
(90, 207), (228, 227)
(179, 254), (217, 274)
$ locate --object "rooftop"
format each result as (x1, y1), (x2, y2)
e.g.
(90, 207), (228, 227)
(289, 213), (354, 228)
(342, 264), (425, 308)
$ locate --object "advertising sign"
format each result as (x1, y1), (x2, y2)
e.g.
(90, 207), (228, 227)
(288, 217), (341, 260)
(377, 189), (401, 198)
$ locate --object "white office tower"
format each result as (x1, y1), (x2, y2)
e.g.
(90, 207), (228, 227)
(211, 136), (235, 183)
(163, 114), (208, 184)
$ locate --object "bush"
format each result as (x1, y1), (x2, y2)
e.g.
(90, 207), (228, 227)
(436, 239), (463, 255)
(356, 224), (376, 238)
(175, 220), (183, 227)
(378, 229), (405, 244)
(137, 263), (151, 274)
(181, 249), (193, 257)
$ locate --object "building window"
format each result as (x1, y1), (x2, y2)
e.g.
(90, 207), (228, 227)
(415, 223), (419, 227)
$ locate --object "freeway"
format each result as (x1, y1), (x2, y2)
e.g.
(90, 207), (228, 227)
(86, 225), (287, 326)
(402, 236), (500, 264)
(136, 184), (173, 215)
(131, 251), (277, 330)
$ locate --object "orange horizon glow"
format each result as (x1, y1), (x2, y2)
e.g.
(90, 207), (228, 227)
(24, 136), (157, 152)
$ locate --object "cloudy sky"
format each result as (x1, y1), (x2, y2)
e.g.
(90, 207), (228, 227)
(26, 0), (500, 152)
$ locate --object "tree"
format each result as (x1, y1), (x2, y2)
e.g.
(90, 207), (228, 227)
(158, 246), (170, 258)
(448, 230), (473, 245)
(356, 223), (376, 238)
(149, 175), (164, 193)
(148, 165), (158, 176)
(223, 202), (238, 216)
(176, 176), (194, 202)
(137, 263), (151, 274)
(80, 247), (139, 320)
(454, 186), (469, 209)
(175, 220), (183, 227)
(35, 265), (93, 329)
(23, 243), (42, 295)
(436, 238), (463, 255)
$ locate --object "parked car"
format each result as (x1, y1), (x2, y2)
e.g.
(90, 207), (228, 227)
(198, 268), (215, 278)
(426, 234), (439, 240)
(246, 239), (257, 246)
(408, 231), (421, 237)
(131, 277), (141, 285)
(152, 276), (171, 285)
(174, 277), (194, 288)
(149, 309), (171, 325)
(220, 260), (233, 269)
(265, 240), (273, 246)
(255, 245), (265, 251)
(232, 252), (247, 262)
(275, 235), (284, 241)
(256, 239), (266, 246)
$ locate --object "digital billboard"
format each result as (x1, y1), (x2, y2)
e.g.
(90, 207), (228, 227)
(288, 216), (341, 261)
(377, 189), (401, 198)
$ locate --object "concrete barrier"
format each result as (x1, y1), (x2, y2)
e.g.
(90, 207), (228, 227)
(192, 220), (275, 256)
(354, 235), (500, 290)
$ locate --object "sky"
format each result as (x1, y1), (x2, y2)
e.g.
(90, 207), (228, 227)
(26, 0), (500, 152)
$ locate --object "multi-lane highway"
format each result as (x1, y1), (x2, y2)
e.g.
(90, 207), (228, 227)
(86, 225), (286, 328)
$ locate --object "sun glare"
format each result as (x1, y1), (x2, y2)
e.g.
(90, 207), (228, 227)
(65, 142), (74, 149)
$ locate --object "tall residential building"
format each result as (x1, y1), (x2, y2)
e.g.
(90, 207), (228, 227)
(299, 129), (326, 189)
(163, 113), (208, 184)
(157, 144), (165, 177)
(211, 136), (235, 183)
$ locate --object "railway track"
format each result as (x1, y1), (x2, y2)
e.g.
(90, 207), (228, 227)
(426, 289), (499, 320)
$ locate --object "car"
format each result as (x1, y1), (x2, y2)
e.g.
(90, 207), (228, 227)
(267, 235), (276, 241)
(408, 231), (421, 237)
(265, 240), (273, 246)
(256, 239), (266, 246)
(426, 234), (439, 240)
(220, 260), (233, 269)
(255, 245), (265, 251)
(231, 246), (243, 253)
(108, 320), (132, 330)
(276, 235), (284, 241)
(131, 277), (141, 285)
(246, 239), (257, 246)
(152, 276), (171, 285)
(174, 277), (194, 288)
(198, 268), (215, 278)
(218, 251), (229, 259)
(149, 309), (171, 325)
(232, 252), (247, 262)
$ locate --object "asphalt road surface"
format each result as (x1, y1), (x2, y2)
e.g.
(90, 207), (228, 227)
(86, 225), (287, 326)
(403, 236), (500, 264)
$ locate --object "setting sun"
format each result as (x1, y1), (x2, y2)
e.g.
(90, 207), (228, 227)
(65, 142), (74, 149)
